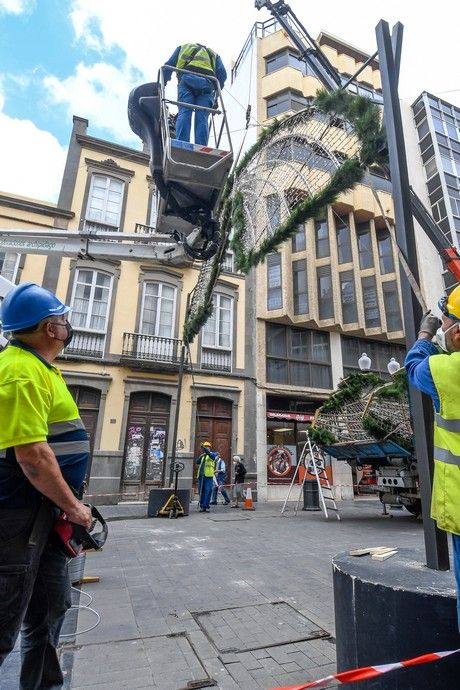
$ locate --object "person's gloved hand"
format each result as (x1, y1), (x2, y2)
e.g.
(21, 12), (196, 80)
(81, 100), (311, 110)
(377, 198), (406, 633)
(419, 310), (441, 337)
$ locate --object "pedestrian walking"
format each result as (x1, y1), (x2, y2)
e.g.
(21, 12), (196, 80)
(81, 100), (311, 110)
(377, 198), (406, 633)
(0, 282), (92, 689)
(196, 441), (217, 512)
(210, 452), (231, 505)
(231, 455), (247, 508)
(405, 284), (460, 632)
(163, 42), (227, 145)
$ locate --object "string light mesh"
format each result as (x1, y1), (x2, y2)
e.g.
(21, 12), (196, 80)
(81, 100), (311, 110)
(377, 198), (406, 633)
(232, 107), (361, 259)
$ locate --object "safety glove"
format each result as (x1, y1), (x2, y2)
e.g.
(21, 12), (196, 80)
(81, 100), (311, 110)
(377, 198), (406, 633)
(419, 310), (441, 337)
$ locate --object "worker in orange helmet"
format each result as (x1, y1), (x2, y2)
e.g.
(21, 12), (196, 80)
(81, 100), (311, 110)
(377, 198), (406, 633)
(405, 283), (460, 632)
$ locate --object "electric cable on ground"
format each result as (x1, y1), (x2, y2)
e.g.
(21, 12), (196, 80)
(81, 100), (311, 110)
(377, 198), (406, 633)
(60, 585), (101, 638)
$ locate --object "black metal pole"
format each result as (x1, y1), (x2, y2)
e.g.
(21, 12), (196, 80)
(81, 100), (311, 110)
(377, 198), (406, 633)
(168, 344), (186, 487)
(376, 20), (449, 570)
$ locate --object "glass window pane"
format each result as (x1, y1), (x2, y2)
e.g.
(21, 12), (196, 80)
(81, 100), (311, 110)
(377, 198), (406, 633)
(340, 270), (358, 323)
(377, 229), (394, 274)
(293, 259), (308, 315)
(266, 324), (287, 357)
(356, 222), (373, 269)
(315, 218), (330, 258)
(317, 266), (333, 320)
(362, 275), (381, 328)
(267, 253), (282, 310)
(383, 281), (402, 331)
(335, 215), (352, 263)
(292, 224), (306, 252)
(267, 358), (288, 384)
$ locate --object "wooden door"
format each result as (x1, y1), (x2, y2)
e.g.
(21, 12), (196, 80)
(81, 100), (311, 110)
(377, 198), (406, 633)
(121, 392), (170, 499)
(68, 385), (101, 479)
(194, 397), (232, 485)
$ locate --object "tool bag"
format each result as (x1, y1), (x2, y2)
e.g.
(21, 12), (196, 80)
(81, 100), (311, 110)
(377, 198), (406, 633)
(52, 505), (108, 559)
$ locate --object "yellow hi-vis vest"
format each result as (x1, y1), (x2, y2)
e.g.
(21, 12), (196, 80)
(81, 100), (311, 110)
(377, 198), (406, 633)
(176, 43), (216, 77)
(197, 453), (215, 479)
(429, 351), (460, 534)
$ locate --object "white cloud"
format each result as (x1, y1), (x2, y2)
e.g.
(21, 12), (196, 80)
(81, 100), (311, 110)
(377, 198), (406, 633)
(0, 94), (66, 202)
(43, 61), (142, 145)
(0, 0), (34, 14)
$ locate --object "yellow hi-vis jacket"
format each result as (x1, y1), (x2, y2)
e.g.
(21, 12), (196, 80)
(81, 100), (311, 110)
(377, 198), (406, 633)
(429, 352), (460, 534)
(176, 43), (216, 77)
(197, 453), (215, 479)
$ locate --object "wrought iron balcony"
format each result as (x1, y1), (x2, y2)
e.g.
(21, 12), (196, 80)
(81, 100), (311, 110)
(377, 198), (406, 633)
(201, 348), (232, 372)
(64, 331), (105, 358)
(121, 332), (185, 370)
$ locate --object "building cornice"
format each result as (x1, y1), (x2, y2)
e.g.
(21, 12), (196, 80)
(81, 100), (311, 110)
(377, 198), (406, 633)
(0, 194), (74, 220)
(76, 134), (149, 166)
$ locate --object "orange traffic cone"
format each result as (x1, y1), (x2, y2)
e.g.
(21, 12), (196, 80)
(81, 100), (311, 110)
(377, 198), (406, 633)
(242, 486), (255, 511)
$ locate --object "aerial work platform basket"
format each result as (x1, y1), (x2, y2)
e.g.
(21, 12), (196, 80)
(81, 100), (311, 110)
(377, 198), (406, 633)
(127, 66), (233, 260)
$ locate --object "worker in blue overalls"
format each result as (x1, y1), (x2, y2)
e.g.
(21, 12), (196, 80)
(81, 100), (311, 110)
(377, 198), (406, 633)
(196, 441), (217, 512)
(163, 43), (227, 145)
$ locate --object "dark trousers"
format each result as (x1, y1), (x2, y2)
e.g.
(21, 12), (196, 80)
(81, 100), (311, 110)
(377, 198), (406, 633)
(0, 504), (71, 689)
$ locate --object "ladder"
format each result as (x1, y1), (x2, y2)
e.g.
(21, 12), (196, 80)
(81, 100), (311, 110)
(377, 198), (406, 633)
(281, 432), (340, 520)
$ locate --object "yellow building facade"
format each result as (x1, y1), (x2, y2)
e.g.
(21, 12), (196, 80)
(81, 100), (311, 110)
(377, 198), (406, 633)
(0, 116), (252, 503)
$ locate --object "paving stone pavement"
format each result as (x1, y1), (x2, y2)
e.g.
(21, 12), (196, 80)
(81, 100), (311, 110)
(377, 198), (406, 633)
(1, 498), (433, 689)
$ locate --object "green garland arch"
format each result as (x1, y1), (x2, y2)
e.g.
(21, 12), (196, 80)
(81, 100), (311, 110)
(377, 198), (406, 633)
(230, 88), (388, 273)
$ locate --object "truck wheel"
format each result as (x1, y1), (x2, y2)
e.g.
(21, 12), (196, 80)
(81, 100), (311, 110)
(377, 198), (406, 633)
(404, 499), (421, 516)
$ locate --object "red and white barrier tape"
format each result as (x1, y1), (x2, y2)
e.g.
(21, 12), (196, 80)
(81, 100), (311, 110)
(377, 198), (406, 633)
(269, 648), (460, 689)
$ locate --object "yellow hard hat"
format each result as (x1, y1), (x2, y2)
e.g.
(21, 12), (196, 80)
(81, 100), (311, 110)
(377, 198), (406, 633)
(202, 440), (212, 447)
(439, 284), (460, 322)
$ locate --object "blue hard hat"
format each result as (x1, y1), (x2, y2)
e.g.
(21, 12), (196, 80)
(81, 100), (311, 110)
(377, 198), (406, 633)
(1, 282), (70, 332)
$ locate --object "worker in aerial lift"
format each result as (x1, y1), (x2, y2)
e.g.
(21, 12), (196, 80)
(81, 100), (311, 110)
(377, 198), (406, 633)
(405, 284), (460, 632)
(0, 283), (92, 687)
(163, 42), (227, 146)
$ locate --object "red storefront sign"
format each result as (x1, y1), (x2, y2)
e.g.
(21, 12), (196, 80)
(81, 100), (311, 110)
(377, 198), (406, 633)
(267, 410), (314, 422)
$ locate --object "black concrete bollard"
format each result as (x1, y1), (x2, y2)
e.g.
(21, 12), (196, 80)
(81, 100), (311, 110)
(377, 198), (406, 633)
(333, 549), (459, 688)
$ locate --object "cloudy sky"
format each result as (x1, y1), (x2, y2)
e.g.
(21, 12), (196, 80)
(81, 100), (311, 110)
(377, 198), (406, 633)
(1, 0), (459, 203)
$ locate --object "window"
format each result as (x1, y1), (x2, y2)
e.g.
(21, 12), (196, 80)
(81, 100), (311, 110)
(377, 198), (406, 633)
(140, 282), (176, 338)
(69, 269), (113, 356)
(315, 217), (330, 258)
(267, 253), (282, 310)
(382, 281), (402, 332)
(201, 293), (233, 372)
(317, 265), (333, 320)
(265, 49), (314, 76)
(340, 270), (358, 323)
(356, 222), (373, 269)
(361, 275), (381, 328)
(292, 224), (306, 252)
(266, 194), (281, 234)
(266, 324), (332, 388)
(0, 252), (19, 282)
(266, 89), (310, 118)
(335, 215), (352, 263)
(86, 175), (124, 228)
(377, 229), (394, 274)
(293, 259), (308, 315)
(341, 335), (406, 378)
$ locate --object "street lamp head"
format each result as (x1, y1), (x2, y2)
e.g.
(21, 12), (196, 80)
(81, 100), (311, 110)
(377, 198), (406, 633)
(358, 353), (371, 371)
(387, 357), (400, 375)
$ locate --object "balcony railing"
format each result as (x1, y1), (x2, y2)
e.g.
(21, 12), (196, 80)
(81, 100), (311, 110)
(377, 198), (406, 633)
(81, 219), (119, 234)
(122, 333), (183, 364)
(201, 348), (232, 372)
(64, 331), (105, 358)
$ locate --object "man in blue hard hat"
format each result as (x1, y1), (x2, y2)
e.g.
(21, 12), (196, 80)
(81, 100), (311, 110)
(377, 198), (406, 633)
(163, 42), (227, 145)
(0, 282), (92, 689)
